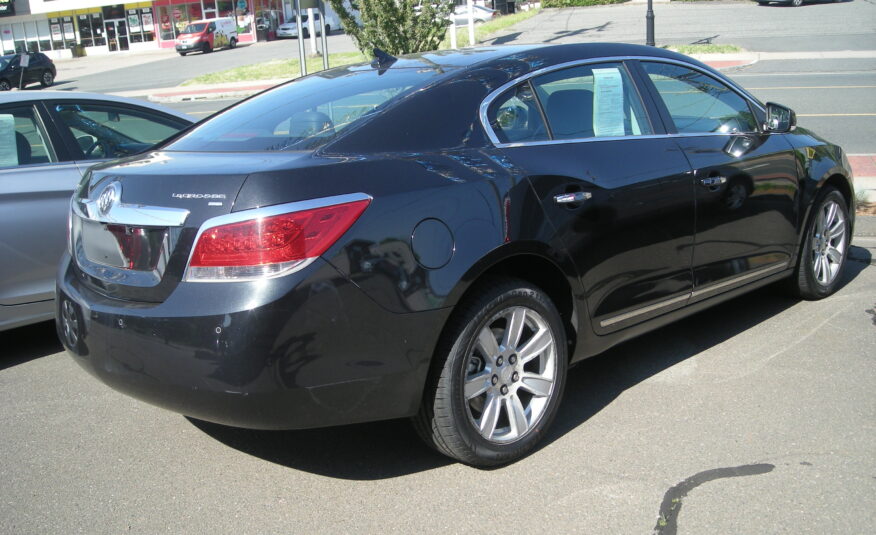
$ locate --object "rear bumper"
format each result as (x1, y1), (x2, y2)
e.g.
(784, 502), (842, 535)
(56, 253), (448, 430)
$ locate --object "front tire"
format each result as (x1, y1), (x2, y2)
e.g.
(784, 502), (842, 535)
(414, 279), (568, 466)
(792, 187), (850, 299)
(790, 0), (802, 6)
(202, 42), (212, 53)
(40, 70), (54, 87)
(0, 79), (11, 91)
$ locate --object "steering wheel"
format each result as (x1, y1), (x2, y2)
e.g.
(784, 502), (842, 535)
(83, 140), (107, 159)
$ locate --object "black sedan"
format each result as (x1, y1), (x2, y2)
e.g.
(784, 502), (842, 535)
(56, 43), (855, 466)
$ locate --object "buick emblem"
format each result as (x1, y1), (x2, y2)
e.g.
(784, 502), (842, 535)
(97, 182), (120, 216)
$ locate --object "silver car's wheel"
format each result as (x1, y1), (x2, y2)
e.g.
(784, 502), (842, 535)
(414, 279), (567, 466)
(463, 306), (557, 443)
(810, 198), (847, 286)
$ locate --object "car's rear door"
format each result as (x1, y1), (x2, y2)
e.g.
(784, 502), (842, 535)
(0, 102), (79, 309)
(637, 61), (799, 300)
(485, 60), (696, 333)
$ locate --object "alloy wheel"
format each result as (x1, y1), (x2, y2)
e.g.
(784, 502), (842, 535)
(463, 305), (557, 443)
(810, 198), (846, 286)
(61, 300), (80, 348)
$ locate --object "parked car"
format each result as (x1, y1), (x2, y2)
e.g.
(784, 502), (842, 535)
(0, 52), (56, 91)
(276, 11), (339, 38)
(57, 44), (854, 467)
(175, 17), (238, 56)
(757, 0), (842, 5)
(0, 92), (193, 332)
(451, 4), (498, 25)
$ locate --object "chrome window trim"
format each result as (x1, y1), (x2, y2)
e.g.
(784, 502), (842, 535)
(599, 260), (789, 328)
(183, 191), (372, 283)
(479, 55), (766, 149)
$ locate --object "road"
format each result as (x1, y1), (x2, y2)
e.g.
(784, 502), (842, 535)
(486, 0), (876, 51)
(2, 252), (873, 533)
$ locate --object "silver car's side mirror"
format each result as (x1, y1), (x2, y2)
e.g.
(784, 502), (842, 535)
(764, 102), (796, 133)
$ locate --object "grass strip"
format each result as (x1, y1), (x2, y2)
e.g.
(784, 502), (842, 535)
(182, 51), (368, 86)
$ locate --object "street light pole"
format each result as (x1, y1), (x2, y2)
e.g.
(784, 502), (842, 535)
(646, 0), (655, 47)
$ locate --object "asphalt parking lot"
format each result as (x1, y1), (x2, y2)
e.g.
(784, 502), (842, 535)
(2, 244), (873, 533)
(3, 2), (876, 532)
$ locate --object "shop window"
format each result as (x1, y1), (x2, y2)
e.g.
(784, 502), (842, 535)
(1, 25), (15, 54)
(77, 14), (93, 47)
(92, 13), (105, 46)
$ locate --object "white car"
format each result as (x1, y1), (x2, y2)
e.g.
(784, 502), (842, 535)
(451, 5), (498, 25)
(277, 11), (339, 38)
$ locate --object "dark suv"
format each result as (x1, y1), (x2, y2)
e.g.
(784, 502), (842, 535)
(0, 52), (56, 91)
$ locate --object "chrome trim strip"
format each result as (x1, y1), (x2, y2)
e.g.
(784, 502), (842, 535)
(74, 183), (190, 227)
(691, 261), (789, 299)
(598, 260), (789, 328)
(600, 293), (690, 328)
(183, 192), (372, 283)
(479, 55), (765, 148)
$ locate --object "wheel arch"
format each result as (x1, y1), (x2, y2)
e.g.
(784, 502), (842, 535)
(441, 245), (582, 363)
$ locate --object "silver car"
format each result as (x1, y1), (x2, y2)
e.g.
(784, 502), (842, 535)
(0, 91), (192, 331)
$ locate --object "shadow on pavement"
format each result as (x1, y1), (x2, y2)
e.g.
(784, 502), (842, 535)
(0, 320), (61, 372)
(190, 256), (868, 479)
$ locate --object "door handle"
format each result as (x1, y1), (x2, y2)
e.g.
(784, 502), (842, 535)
(699, 176), (727, 187)
(554, 191), (592, 204)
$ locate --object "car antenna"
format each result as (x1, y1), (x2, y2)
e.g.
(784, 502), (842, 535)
(371, 48), (397, 73)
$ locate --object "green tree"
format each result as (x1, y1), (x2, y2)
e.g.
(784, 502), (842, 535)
(327, 0), (454, 56)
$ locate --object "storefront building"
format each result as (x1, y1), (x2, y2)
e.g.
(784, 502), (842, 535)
(2, 0), (291, 58)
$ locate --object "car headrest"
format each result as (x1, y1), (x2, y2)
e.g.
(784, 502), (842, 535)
(545, 89), (595, 140)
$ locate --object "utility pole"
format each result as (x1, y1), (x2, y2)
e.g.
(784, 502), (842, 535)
(646, 0), (655, 47)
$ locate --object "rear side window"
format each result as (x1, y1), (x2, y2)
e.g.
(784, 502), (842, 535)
(0, 106), (55, 168)
(167, 67), (446, 152)
(642, 62), (758, 134)
(487, 82), (548, 144)
(532, 63), (653, 140)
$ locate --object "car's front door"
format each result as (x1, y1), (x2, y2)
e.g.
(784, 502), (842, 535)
(0, 104), (79, 309)
(485, 61), (696, 333)
(639, 61), (799, 299)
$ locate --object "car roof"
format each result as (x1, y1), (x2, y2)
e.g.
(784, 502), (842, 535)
(0, 91), (194, 122)
(384, 42), (713, 75)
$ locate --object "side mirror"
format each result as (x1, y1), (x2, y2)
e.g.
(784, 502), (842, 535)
(764, 102), (796, 133)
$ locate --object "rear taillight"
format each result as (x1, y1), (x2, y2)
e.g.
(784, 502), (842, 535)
(185, 196), (370, 282)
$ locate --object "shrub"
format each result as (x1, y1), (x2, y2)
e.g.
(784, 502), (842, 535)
(328, 0), (455, 56)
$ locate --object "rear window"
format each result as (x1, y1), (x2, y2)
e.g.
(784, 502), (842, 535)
(166, 66), (448, 153)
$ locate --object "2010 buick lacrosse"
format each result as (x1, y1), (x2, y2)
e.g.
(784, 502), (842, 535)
(57, 44), (855, 466)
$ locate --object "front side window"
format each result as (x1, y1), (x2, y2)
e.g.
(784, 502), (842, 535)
(642, 62), (758, 134)
(54, 103), (187, 160)
(0, 105), (55, 168)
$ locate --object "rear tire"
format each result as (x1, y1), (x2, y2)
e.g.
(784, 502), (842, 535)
(229, 38), (237, 49)
(791, 187), (850, 299)
(40, 70), (54, 87)
(0, 79), (11, 91)
(790, 0), (802, 6)
(414, 278), (568, 467)
(179, 52), (187, 56)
